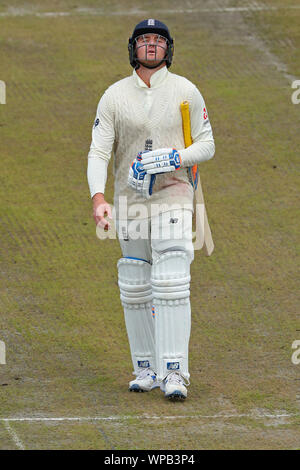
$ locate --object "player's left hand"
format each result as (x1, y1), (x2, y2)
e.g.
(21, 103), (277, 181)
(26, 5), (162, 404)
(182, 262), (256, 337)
(139, 148), (182, 174)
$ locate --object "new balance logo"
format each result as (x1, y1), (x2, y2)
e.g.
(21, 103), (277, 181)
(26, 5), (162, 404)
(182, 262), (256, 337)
(121, 226), (129, 241)
(138, 360), (150, 368)
(167, 361), (180, 370)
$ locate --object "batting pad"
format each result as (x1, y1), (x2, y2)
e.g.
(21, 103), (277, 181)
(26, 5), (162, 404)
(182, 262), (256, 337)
(151, 251), (191, 381)
(117, 257), (155, 375)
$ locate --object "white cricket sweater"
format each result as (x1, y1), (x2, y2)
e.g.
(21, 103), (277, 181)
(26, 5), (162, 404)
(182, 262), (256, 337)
(87, 66), (215, 219)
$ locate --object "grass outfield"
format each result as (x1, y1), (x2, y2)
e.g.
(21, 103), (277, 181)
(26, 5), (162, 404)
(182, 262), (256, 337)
(0, 0), (299, 450)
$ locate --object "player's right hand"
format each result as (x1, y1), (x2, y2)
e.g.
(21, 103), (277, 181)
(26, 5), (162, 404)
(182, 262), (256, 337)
(92, 193), (112, 231)
(127, 152), (156, 199)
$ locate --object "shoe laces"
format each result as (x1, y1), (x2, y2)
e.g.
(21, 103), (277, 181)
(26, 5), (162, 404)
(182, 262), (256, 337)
(166, 372), (190, 386)
(136, 367), (155, 380)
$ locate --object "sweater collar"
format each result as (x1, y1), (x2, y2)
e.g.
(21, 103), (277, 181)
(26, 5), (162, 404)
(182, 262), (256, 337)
(133, 66), (168, 89)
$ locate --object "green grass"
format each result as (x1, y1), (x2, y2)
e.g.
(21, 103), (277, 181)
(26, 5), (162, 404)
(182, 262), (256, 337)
(241, 0), (300, 78)
(0, 0), (299, 449)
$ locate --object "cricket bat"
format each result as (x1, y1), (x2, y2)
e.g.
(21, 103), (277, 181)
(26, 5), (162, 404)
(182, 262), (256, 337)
(180, 101), (214, 256)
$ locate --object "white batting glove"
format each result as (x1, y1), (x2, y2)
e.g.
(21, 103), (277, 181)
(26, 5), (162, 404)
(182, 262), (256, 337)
(128, 153), (157, 199)
(139, 148), (182, 174)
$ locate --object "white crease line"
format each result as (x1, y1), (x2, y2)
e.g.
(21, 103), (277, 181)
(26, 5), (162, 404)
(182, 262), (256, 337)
(0, 413), (297, 422)
(1, 5), (300, 17)
(3, 421), (25, 450)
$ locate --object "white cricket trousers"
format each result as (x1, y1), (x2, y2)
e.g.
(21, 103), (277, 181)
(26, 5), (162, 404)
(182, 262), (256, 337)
(117, 208), (194, 381)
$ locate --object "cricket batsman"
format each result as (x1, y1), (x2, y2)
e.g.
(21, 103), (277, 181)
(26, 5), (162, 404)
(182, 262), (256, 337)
(87, 19), (215, 400)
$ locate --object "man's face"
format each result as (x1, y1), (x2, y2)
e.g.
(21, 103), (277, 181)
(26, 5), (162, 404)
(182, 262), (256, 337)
(135, 33), (167, 66)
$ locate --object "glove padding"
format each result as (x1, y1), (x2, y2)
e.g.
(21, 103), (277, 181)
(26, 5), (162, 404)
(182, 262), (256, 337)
(128, 152), (156, 199)
(139, 148), (182, 174)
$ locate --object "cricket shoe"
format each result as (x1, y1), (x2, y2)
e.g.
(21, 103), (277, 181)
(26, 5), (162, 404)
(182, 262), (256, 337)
(129, 368), (158, 392)
(160, 372), (189, 400)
